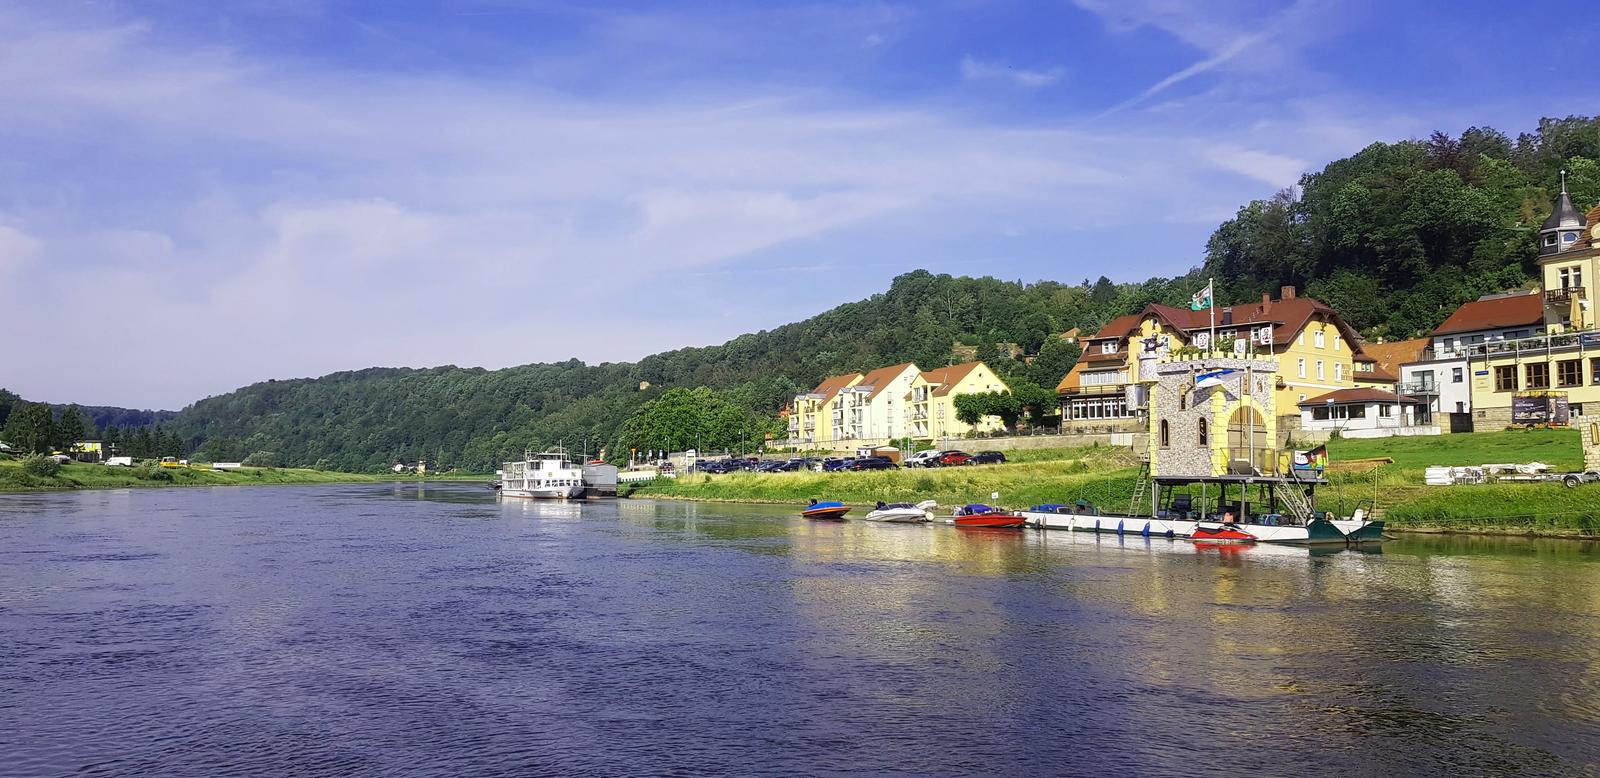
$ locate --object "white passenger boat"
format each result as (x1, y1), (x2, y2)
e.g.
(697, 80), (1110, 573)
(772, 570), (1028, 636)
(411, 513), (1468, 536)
(864, 500), (937, 523)
(499, 449), (586, 500)
(1020, 474), (1384, 545)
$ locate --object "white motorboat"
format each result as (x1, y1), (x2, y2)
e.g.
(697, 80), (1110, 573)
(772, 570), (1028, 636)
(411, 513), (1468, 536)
(864, 499), (936, 523)
(499, 449), (586, 500)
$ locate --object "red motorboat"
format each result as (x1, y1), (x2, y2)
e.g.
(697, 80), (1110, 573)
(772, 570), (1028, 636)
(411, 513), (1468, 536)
(1188, 523), (1257, 543)
(951, 504), (1026, 528)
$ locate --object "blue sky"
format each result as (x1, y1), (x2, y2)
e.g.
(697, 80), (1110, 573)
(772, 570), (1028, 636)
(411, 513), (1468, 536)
(0, 0), (1589, 408)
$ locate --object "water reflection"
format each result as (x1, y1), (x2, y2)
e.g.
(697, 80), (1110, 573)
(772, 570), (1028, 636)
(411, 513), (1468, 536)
(0, 487), (1595, 776)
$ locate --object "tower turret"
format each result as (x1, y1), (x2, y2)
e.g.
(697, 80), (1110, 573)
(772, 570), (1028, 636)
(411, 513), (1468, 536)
(1540, 170), (1587, 256)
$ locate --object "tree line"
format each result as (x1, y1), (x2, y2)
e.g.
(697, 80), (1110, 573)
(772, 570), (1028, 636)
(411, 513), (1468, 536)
(0, 390), (186, 459)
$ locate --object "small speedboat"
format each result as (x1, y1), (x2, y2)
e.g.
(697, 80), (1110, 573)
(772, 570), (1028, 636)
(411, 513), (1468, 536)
(865, 500), (936, 523)
(1189, 523), (1257, 543)
(952, 504), (1026, 529)
(802, 500), (850, 520)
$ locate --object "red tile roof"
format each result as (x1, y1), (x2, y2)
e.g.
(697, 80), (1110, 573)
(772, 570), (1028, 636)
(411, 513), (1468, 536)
(1431, 293), (1543, 336)
(1088, 295), (1361, 350)
(809, 372), (863, 403)
(857, 362), (917, 401)
(1298, 388), (1422, 406)
(920, 361), (988, 397)
(1354, 337), (1430, 382)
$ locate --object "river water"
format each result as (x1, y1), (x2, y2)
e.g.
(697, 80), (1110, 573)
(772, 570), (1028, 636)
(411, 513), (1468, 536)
(1, 484), (1596, 777)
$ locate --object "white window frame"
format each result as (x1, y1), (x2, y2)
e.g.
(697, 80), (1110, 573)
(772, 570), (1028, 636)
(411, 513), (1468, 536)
(1315, 330), (1325, 348)
(1317, 361), (1325, 380)
(1297, 358), (1306, 378)
(1335, 363), (1343, 382)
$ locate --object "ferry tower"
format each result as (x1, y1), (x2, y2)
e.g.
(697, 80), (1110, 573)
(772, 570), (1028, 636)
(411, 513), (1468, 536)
(1136, 339), (1284, 478)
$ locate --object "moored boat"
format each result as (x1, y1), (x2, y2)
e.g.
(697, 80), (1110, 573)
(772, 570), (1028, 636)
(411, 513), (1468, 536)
(865, 500), (936, 523)
(1188, 523), (1257, 543)
(803, 500), (850, 520)
(952, 504), (1027, 528)
(499, 449), (586, 499)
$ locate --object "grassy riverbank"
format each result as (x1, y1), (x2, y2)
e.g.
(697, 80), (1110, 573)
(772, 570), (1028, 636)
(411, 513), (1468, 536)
(0, 457), (401, 492)
(634, 429), (1598, 536)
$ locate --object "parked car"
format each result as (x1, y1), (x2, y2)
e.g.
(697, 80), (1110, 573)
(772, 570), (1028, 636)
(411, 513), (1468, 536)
(933, 450), (970, 467)
(821, 458), (856, 472)
(755, 461), (787, 473)
(968, 451), (1007, 465)
(849, 456), (898, 471)
(903, 450), (943, 468)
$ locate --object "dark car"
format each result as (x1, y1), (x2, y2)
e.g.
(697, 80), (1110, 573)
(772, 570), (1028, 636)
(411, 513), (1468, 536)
(968, 451), (1007, 465)
(933, 450), (970, 467)
(755, 460), (786, 473)
(849, 456), (898, 471)
(821, 458), (855, 472)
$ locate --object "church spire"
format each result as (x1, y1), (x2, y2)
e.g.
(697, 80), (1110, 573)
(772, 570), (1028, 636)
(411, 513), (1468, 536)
(1540, 169), (1586, 256)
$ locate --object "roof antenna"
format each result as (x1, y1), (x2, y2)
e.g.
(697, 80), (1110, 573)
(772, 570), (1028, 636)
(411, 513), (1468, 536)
(1561, 169), (1568, 194)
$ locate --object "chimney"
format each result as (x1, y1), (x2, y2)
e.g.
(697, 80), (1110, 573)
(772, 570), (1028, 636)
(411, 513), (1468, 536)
(1280, 285), (1296, 300)
(1222, 307), (1233, 325)
(1262, 292), (1271, 305)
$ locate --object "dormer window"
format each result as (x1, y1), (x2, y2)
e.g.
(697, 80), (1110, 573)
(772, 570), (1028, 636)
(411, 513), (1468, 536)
(1545, 234), (1558, 247)
(1100, 341), (1117, 355)
(1564, 232), (1579, 243)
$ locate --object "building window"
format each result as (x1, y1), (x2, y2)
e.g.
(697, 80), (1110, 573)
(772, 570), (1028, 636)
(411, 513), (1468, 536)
(1456, 402), (1465, 413)
(1558, 360), (1581, 387)
(1593, 358), (1600, 385)
(1159, 419), (1170, 448)
(1317, 361), (1325, 380)
(1348, 404), (1367, 419)
(1315, 330), (1325, 348)
(1525, 363), (1549, 390)
(1379, 404), (1393, 417)
(1452, 367), (1463, 383)
(1545, 234), (1558, 247)
(1312, 406), (1330, 421)
(1100, 341), (1117, 355)
(1335, 363), (1343, 383)
(1298, 359), (1306, 378)
(1560, 267), (1583, 289)
(1298, 394), (1306, 402)
(1298, 332), (1305, 346)
(1198, 418), (1208, 446)
(1334, 336), (1342, 351)
(1494, 365), (1517, 392)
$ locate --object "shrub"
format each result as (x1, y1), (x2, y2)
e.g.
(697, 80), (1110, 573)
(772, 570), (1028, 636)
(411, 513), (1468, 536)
(242, 451), (279, 468)
(21, 454), (60, 477)
(134, 463), (173, 481)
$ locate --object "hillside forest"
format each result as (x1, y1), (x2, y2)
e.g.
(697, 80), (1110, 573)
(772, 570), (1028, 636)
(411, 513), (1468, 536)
(3, 115), (1597, 472)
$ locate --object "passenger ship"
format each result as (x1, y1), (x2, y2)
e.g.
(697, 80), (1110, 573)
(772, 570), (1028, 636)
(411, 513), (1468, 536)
(499, 450), (586, 500)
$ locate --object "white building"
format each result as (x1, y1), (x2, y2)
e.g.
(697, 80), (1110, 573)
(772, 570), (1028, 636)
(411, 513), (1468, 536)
(1297, 388), (1434, 439)
(1406, 291), (1546, 424)
(831, 362), (921, 442)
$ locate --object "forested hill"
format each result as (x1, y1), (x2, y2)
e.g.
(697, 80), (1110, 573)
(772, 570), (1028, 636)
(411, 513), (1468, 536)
(1205, 115), (1600, 337)
(165, 270), (1182, 472)
(17, 115), (1599, 473)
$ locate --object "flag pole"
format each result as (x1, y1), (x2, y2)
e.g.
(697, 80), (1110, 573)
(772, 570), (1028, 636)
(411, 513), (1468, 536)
(1208, 278), (1215, 355)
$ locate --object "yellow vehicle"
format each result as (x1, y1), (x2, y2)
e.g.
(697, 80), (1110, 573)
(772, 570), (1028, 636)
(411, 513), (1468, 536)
(160, 456), (184, 468)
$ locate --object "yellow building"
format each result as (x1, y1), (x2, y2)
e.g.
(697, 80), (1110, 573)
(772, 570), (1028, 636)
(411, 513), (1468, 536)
(1057, 287), (1362, 429)
(786, 373), (862, 445)
(1460, 187), (1600, 425)
(909, 361), (1010, 443)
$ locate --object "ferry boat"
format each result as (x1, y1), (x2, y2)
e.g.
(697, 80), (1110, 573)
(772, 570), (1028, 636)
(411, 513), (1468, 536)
(499, 450), (586, 500)
(1020, 472), (1382, 545)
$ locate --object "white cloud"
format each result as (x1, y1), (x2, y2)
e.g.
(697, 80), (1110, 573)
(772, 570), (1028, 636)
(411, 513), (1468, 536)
(960, 56), (1064, 88)
(0, 0), (1446, 408)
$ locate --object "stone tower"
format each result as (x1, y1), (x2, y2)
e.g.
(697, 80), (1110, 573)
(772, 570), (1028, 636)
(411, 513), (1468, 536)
(1145, 352), (1282, 477)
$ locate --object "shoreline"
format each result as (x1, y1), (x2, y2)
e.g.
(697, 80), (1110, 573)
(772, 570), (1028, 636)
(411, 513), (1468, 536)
(625, 493), (1600, 540)
(0, 460), (491, 494)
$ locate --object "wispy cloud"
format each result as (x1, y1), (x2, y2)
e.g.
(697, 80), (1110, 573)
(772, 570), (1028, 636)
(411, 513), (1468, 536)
(0, 0), (1509, 408)
(960, 55), (1064, 88)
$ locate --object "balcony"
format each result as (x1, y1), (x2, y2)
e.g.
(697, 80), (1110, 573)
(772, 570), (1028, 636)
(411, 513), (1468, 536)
(1547, 286), (1584, 305)
(1397, 379), (1438, 395)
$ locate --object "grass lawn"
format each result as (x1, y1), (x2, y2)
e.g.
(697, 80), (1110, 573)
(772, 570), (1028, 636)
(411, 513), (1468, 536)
(0, 458), (395, 492)
(637, 430), (1599, 535)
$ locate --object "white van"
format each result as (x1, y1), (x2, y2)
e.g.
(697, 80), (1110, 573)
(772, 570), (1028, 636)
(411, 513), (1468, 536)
(903, 450), (943, 468)
(105, 456), (134, 467)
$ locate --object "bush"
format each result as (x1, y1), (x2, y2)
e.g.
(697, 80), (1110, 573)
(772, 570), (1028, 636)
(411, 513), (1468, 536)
(134, 463), (173, 481)
(21, 454), (60, 477)
(242, 451), (279, 468)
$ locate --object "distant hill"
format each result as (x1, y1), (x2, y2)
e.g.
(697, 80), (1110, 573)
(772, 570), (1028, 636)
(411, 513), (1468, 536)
(21, 115), (1600, 472)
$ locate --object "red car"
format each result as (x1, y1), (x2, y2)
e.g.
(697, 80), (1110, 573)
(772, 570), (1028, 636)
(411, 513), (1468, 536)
(934, 450), (970, 467)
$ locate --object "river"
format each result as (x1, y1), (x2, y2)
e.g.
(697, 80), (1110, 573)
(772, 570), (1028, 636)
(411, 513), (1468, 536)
(1, 484), (1596, 777)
